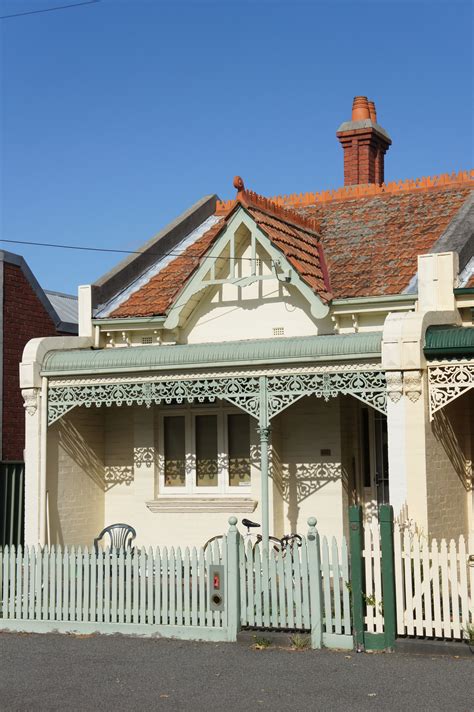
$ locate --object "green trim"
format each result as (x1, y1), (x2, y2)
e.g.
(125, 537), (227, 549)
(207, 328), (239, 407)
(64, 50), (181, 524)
(42, 333), (383, 376)
(454, 288), (474, 295)
(379, 505), (396, 650)
(0, 619), (230, 641)
(424, 326), (474, 359)
(322, 633), (354, 650)
(363, 632), (386, 651)
(349, 506), (364, 651)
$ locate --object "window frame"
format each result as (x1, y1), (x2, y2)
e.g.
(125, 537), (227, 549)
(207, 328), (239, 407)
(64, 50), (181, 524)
(158, 404), (252, 496)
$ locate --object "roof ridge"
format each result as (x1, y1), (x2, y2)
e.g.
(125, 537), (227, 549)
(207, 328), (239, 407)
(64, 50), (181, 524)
(216, 186), (321, 233)
(216, 169), (473, 210)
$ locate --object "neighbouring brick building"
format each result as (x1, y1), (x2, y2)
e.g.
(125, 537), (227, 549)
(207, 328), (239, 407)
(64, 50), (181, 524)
(0, 251), (77, 545)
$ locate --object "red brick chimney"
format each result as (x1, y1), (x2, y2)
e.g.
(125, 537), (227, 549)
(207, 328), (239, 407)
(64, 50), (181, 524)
(336, 96), (392, 185)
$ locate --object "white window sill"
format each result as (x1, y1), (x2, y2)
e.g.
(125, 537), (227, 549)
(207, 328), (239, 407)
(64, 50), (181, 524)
(145, 497), (258, 513)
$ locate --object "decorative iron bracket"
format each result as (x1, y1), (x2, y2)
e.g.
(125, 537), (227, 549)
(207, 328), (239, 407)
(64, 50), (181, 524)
(428, 362), (474, 420)
(47, 369), (387, 426)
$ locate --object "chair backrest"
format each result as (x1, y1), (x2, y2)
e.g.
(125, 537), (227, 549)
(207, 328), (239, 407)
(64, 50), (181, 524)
(94, 523), (136, 553)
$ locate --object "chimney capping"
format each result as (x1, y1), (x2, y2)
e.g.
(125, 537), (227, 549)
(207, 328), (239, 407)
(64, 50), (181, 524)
(336, 119), (392, 144)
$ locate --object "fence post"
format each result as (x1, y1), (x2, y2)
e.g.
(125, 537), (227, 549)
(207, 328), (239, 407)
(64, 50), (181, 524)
(349, 505), (365, 651)
(379, 504), (396, 650)
(307, 517), (323, 649)
(226, 516), (241, 642)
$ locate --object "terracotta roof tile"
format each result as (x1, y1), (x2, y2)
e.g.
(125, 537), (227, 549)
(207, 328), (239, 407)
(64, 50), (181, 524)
(293, 185), (472, 298)
(111, 219), (226, 318)
(109, 191), (330, 318)
(108, 173), (472, 317)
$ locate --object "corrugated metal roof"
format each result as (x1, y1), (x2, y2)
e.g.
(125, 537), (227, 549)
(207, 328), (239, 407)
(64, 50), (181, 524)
(424, 326), (474, 358)
(45, 291), (78, 325)
(43, 332), (383, 375)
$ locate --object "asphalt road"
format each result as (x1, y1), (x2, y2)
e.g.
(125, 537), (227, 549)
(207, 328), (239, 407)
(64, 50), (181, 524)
(0, 632), (472, 712)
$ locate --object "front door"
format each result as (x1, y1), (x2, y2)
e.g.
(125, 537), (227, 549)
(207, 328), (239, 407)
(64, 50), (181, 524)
(359, 408), (389, 520)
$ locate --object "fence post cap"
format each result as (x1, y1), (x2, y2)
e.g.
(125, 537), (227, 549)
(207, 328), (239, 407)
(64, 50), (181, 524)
(228, 516), (238, 527)
(378, 504), (394, 522)
(349, 505), (363, 523)
(307, 516), (317, 528)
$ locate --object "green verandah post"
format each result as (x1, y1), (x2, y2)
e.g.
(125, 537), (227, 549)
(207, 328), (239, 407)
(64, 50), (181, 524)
(226, 517), (241, 641)
(379, 504), (396, 650)
(349, 505), (365, 651)
(258, 376), (270, 552)
(307, 517), (323, 648)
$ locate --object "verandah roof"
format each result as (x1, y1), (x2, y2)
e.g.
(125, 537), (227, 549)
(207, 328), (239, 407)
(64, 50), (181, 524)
(424, 326), (474, 359)
(42, 333), (383, 376)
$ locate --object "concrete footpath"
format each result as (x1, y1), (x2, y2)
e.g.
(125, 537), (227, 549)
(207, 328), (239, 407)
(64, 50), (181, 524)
(0, 632), (472, 711)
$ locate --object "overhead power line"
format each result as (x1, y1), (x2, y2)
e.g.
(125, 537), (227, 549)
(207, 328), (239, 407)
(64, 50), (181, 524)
(0, 237), (257, 263)
(0, 0), (100, 20)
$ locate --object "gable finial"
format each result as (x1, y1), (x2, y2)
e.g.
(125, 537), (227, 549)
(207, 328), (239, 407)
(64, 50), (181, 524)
(233, 175), (245, 193)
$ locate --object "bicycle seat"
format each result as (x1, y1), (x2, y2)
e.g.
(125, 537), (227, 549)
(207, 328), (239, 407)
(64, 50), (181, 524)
(242, 518), (260, 531)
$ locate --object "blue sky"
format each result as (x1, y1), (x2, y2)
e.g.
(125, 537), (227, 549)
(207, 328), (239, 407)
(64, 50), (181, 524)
(1, 0), (473, 294)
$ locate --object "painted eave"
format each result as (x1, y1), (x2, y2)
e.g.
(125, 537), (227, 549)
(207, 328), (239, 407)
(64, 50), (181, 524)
(332, 293), (416, 314)
(92, 316), (166, 330)
(42, 332), (383, 376)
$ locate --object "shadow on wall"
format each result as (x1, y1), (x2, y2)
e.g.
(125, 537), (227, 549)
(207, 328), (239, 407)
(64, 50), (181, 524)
(271, 446), (347, 534)
(433, 406), (472, 492)
(104, 446), (156, 489)
(58, 417), (105, 490)
(47, 413), (105, 546)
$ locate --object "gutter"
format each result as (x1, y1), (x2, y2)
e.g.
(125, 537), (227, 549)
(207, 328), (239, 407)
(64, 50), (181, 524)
(42, 352), (383, 378)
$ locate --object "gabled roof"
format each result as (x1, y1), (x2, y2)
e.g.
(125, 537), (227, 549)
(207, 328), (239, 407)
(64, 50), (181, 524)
(96, 171), (473, 318)
(218, 171), (473, 300)
(108, 183), (331, 318)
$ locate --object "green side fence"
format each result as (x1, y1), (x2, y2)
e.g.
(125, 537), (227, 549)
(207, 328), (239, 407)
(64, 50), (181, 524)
(0, 462), (25, 549)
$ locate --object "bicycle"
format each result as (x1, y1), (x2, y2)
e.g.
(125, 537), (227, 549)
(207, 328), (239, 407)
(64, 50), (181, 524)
(203, 518), (302, 557)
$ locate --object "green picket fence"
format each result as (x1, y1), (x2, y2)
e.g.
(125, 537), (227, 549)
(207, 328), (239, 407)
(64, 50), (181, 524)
(0, 540), (228, 641)
(0, 517), (353, 649)
(240, 527), (352, 649)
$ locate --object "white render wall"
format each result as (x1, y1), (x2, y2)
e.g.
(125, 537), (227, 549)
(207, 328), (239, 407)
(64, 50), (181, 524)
(272, 397), (346, 543)
(98, 398), (350, 548)
(46, 407), (105, 546)
(182, 243), (334, 343)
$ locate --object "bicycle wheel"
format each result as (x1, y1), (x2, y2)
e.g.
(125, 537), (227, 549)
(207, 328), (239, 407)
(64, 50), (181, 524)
(203, 534), (224, 553)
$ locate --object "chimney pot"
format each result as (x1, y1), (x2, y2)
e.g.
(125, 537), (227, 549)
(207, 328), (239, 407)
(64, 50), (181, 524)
(352, 96), (370, 121)
(368, 100), (377, 123)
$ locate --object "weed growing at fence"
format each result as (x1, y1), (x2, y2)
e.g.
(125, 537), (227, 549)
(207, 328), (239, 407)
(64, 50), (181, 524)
(252, 636), (272, 650)
(463, 622), (474, 646)
(289, 634), (310, 650)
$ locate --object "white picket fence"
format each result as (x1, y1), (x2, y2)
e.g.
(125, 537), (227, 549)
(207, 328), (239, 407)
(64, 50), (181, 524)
(320, 535), (352, 646)
(0, 541), (227, 640)
(393, 526), (474, 640)
(363, 521), (385, 634)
